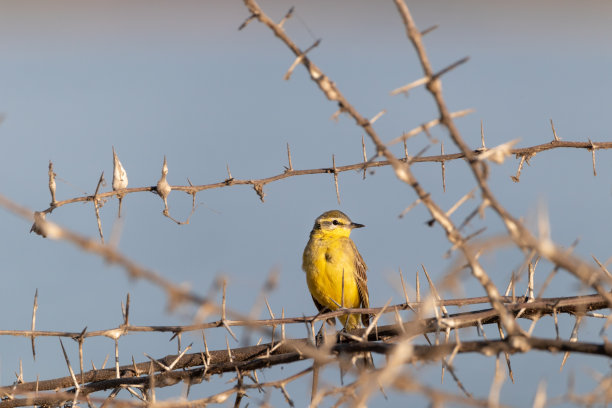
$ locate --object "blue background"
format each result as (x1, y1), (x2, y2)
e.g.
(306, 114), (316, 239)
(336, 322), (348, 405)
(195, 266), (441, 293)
(1, 1), (611, 406)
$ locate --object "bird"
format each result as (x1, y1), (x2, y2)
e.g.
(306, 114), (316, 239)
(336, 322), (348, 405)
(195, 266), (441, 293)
(302, 210), (370, 333)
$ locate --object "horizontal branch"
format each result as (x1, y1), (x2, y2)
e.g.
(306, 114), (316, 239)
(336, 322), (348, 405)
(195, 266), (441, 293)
(0, 292), (605, 340)
(2, 291), (607, 397)
(39, 140), (612, 215)
(4, 331), (611, 407)
(341, 336), (612, 364)
(3, 367), (314, 408)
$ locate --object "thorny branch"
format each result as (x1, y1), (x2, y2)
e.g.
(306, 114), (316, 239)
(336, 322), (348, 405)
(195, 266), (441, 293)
(38, 140), (612, 215)
(0, 292), (607, 347)
(3, 333), (612, 408)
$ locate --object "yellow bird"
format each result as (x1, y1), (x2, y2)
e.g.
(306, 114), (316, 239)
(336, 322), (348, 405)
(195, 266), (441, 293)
(302, 210), (370, 331)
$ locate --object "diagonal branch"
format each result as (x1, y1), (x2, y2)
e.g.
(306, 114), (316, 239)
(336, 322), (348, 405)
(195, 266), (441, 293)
(243, 0), (520, 336)
(392, 0), (612, 307)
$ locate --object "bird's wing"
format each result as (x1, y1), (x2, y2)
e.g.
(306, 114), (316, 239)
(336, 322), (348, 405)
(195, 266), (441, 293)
(350, 241), (370, 327)
(311, 295), (336, 328)
(311, 294), (329, 313)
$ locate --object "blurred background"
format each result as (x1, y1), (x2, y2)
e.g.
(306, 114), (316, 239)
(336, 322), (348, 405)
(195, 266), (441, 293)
(1, 0), (611, 405)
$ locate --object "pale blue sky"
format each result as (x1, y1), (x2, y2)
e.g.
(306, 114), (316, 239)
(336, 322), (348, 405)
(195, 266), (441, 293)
(1, 1), (611, 405)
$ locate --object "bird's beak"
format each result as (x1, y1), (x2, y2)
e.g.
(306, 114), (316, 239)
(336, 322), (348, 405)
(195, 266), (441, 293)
(350, 222), (365, 229)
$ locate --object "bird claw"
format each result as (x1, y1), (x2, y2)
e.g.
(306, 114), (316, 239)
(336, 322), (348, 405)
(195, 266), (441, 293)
(314, 319), (337, 347)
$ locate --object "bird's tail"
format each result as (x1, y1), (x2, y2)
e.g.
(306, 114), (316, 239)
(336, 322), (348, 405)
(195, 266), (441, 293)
(338, 349), (374, 385)
(343, 314), (375, 371)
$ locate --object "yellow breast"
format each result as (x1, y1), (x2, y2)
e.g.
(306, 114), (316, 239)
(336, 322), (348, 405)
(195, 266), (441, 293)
(302, 235), (361, 328)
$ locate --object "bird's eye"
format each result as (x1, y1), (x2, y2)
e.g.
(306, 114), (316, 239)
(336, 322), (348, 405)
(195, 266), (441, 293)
(332, 219), (339, 225)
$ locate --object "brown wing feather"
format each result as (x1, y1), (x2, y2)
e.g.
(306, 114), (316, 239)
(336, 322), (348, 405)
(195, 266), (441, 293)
(350, 241), (370, 327)
(311, 295), (328, 313)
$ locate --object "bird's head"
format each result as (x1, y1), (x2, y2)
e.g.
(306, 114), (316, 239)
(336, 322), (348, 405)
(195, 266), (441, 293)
(311, 210), (364, 238)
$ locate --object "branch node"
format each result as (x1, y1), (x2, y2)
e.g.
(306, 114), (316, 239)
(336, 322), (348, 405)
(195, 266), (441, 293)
(253, 182), (266, 202)
(284, 39), (321, 81)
